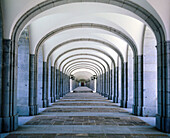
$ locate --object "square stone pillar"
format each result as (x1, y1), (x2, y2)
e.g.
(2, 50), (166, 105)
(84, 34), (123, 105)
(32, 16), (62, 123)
(120, 62), (125, 107)
(121, 62), (128, 108)
(132, 55), (143, 116)
(56, 69), (60, 99)
(29, 54), (38, 115)
(1, 39), (18, 132)
(42, 62), (47, 107)
(156, 41), (170, 133)
(50, 66), (55, 102)
(114, 67), (119, 103)
(103, 72), (107, 97)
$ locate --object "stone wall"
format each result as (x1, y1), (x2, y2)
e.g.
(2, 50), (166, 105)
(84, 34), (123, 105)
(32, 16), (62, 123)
(127, 47), (133, 108)
(17, 29), (29, 116)
(143, 27), (157, 116)
(37, 47), (43, 108)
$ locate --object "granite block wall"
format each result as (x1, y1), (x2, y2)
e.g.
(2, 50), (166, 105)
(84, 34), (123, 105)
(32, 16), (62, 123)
(17, 29), (29, 116)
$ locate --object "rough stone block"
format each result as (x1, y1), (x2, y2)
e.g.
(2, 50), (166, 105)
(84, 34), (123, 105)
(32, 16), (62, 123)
(142, 106), (156, 117)
(17, 106), (29, 116)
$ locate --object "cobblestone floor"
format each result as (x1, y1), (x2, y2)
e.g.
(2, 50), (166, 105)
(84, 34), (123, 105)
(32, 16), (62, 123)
(6, 88), (169, 138)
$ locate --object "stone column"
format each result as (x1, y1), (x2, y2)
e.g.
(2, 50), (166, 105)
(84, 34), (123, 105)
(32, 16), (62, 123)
(100, 75), (103, 94)
(1, 39), (18, 132)
(109, 69), (113, 100)
(116, 67), (119, 103)
(63, 73), (65, 96)
(113, 67), (117, 103)
(132, 56), (143, 116)
(34, 56), (38, 115)
(102, 73), (105, 96)
(121, 62), (127, 108)
(104, 72), (107, 97)
(0, 12), (2, 132)
(50, 66), (55, 102)
(1, 39), (12, 132)
(108, 70), (112, 100)
(17, 29), (29, 116)
(97, 75), (99, 93)
(156, 41), (170, 133)
(46, 64), (49, 106)
(96, 77), (98, 92)
(67, 75), (69, 93)
(56, 69), (60, 99)
(62, 73), (64, 95)
(29, 54), (35, 116)
(42, 62), (47, 107)
(59, 71), (63, 97)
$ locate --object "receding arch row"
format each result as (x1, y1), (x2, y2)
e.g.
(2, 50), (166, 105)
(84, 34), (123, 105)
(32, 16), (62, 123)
(47, 38), (124, 66)
(59, 54), (108, 74)
(68, 63), (101, 75)
(52, 47), (119, 101)
(55, 47), (113, 72)
(51, 44), (123, 99)
(56, 54), (110, 96)
(45, 38), (120, 104)
(61, 54), (109, 74)
(12, 0), (165, 52)
(62, 57), (104, 75)
(64, 60), (104, 75)
(71, 68), (97, 77)
(34, 23), (138, 57)
(69, 65), (100, 76)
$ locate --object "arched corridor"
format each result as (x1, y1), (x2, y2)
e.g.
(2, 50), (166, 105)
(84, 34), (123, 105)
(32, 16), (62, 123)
(0, 0), (170, 136)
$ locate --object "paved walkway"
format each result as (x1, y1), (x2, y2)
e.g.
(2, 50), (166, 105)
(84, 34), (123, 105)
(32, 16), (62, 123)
(6, 88), (169, 137)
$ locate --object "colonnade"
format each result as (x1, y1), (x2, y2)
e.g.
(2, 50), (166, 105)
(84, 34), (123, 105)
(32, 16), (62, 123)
(0, 0), (170, 134)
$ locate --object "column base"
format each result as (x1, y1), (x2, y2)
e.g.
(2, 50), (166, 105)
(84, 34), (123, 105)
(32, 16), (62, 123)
(43, 100), (47, 108)
(113, 97), (118, 103)
(127, 101), (133, 108)
(17, 106), (29, 116)
(29, 105), (35, 116)
(142, 106), (156, 117)
(13, 114), (18, 131)
(120, 100), (127, 108)
(156, 115), (170, 133)
(113, 97), (116, 103)
(34, 105), (39, 115)
(47, 99), (49, 107)
(2, 117), (10, 132)
(1, 114), (18, 132)
(104, 93), (108, 97)
(108, 96), (112, 100)
(56, 95), (60, 99)
(51, 97), (55, 103)
(132, 105), (142, 116)
(0, 117), (2, 132)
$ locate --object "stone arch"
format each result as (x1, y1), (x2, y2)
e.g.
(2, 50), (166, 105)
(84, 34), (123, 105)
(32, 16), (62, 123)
(44, 38), (122, 104)
(64, 61), (103, 75)
(60, 55), (108, 74)
(34, 23), (137, 57)
(52, 47), (120, 101)
(69, 65), (99, 76)
(57, 54), (108, 97)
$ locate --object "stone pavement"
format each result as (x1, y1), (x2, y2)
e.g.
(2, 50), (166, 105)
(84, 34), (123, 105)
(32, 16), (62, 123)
(6, 89), (169, 137)
(73, 87), (93, 93)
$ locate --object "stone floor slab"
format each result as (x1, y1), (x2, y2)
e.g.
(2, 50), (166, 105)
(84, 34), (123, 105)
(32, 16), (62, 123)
(6, 91), (169, 137)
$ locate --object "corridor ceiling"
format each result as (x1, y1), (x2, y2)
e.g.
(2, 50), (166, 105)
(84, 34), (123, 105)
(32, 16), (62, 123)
(1, 0), (168, 81)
